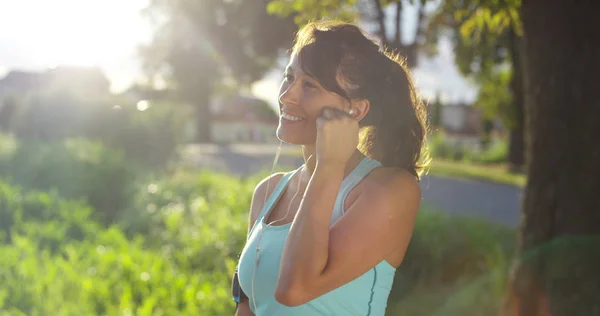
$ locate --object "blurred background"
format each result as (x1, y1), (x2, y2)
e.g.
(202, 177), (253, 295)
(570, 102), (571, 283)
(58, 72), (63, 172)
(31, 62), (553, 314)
(0, 0), (531, 315)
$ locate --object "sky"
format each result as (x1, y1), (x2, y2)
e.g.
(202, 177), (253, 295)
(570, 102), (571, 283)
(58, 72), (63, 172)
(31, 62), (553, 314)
(0, 0), (476, 108)
(0, 0), (152, 92)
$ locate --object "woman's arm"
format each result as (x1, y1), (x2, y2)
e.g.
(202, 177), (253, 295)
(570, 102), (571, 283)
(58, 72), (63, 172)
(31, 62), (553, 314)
(275, 166), (421, 306)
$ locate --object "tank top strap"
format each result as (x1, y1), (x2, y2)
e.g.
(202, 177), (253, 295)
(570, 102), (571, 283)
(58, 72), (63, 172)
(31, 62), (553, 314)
(330, 156), (383, 225)
(248, 166), (302, 239)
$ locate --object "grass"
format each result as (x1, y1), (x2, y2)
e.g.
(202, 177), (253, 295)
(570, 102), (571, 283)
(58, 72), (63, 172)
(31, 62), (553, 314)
(386, 205), (516, 316)
(180, 143), (527, 187)
(426, 159), (526, 188)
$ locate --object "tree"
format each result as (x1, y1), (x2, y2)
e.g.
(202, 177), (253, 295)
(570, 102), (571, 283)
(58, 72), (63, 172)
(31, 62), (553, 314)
(268, 0), (430, 67)
(428, 0), (525, 170)
(507, 1), (600, 315)
(141, 0), (297, 142)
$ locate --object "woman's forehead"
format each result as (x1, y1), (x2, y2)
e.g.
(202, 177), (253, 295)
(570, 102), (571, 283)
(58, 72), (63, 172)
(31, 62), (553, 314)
(285, 54), (304, 73)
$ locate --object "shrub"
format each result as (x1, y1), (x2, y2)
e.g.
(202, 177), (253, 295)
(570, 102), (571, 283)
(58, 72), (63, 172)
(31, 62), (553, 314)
(0, 180), (99, 249)
(90, 100), (190, 169)
(7, 89), (187, 170)
(0, 170), (252, 315)
(469, 138), (508, 164)
(119, 169), (255, 270)
(387, 207), (516, 316)
(428, 131), (508, 164)
(0, 169), (517, 316)
(0, 137), (138, 225)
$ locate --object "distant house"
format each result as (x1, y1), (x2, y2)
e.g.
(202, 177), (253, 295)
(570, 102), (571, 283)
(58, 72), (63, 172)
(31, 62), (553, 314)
(0, 66), (111, 133)
(210, 95), (279, 144)
(0, 66), (110, 100)
(0, 70), (49, 96)
(440, 103), (482, 137)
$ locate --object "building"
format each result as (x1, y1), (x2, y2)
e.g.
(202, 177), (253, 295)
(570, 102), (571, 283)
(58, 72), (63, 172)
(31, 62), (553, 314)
(0, 66), (110, 100)
(210, 95), (279, 144)
(0, 67), (111, 133)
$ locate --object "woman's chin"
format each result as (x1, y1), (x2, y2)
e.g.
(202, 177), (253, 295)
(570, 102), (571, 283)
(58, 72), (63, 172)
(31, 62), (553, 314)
(276, 130), (315, 146)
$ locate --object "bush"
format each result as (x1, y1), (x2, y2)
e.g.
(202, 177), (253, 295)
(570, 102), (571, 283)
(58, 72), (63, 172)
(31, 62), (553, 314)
(7, 90), (187, 169)
(0, 170), (251, 315)
(118, 169), (255, 271)
(387, 207), (516, 316)
(0, 137), (138, 225)
(468, 138), (508, 164)
(9, 90), (111, 141)
(0, 169), (516, 316)
(427, 132), (469, 161)
(0, 180), (98, 251)
(428, 131), (508, 164)
(89, 100), (190, 169)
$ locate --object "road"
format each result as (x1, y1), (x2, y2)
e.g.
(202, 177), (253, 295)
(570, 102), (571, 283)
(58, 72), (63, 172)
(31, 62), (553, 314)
(181, 144), (522, 227)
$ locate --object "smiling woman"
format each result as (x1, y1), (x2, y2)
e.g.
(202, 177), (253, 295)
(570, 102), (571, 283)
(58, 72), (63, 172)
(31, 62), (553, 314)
(234, 20), (428, 316)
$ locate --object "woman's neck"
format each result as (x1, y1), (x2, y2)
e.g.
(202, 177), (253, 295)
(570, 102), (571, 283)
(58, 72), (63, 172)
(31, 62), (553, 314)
(301, 145), (365, 177)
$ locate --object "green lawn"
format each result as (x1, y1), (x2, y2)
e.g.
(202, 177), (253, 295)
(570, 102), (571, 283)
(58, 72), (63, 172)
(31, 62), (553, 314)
(426, 159), (526, 188)
(284, 148), (526, 188)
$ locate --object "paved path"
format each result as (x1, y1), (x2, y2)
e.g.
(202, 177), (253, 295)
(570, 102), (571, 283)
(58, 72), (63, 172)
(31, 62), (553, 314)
(181, 144), (522, 227)
(419, 175), (522, 227)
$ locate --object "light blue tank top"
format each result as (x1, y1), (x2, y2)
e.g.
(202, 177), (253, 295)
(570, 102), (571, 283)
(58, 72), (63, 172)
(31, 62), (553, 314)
(237, 156), (396, 316)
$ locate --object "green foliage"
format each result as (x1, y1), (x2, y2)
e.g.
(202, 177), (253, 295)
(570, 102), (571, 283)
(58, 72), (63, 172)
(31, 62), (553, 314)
(92, 100), (189, 169)
(267, 0), (359, 25)
(476, 68), (513, 127)
(141, 0), (298, 141)
(456, 2), (522, 40)
(428, 0), (522, 124)
(428, 132), (468, 161)
(9, 89), (112, 141)
(0, 180), (98, 251)
(427, 131), (508, 164)
(0, 169), (254, 315)
(469, 138), (508, 164)
(0, 160), (516, 315)
(5, 89), (184, 169)
(0, 137), (138, 225)
(388, 207), (515, 315)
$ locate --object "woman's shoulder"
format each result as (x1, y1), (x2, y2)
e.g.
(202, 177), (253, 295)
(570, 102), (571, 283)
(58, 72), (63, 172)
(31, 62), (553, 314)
(248, 169), (299, 228)
(362, 166), (421, 200)
(253, 167), (300, 196)
(254, 172), (286, 197)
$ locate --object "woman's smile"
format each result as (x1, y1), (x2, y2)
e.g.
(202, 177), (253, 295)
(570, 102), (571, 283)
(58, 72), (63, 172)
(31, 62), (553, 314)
(280, 111), (305, 123)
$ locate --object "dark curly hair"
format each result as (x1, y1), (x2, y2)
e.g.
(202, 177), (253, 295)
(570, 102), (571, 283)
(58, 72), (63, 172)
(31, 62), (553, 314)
(291, 20), (430, 179)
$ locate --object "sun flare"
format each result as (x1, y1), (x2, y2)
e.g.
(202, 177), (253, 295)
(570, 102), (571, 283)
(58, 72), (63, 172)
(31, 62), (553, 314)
(0, 0), (150, 89)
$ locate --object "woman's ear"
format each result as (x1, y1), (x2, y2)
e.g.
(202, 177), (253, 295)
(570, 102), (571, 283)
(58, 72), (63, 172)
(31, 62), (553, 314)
(350, 99), (370, 121)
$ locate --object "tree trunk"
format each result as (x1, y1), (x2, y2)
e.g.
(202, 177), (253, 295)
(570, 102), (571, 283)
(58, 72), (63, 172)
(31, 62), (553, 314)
(393, 1), (402, 47)
(509, 1), (600, 315)
(372, 0), (388, 46)
(507, 27), (525, 172)
(188, 88), (212, 143)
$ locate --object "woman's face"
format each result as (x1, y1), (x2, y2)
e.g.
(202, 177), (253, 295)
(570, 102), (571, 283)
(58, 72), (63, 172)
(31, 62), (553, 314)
(276, 54), (350, 145)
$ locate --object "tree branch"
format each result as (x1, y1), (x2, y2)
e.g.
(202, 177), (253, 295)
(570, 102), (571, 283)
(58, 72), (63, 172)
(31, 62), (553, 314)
(372, 0), (388, 46)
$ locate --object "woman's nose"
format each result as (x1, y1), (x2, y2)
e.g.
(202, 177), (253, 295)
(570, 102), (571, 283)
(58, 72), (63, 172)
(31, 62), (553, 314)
(279, 82), (300, 106)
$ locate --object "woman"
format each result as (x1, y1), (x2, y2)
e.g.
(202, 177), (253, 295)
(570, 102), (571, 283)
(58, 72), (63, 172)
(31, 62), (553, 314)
(233, 20), (428, 316)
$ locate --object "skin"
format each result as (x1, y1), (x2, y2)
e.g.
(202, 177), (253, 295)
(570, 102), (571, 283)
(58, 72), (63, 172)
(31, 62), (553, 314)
(236, 53), (421, 315)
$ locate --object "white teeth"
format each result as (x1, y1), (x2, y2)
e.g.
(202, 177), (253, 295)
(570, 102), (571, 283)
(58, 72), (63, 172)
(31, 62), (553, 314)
(281, 112), (304, 121)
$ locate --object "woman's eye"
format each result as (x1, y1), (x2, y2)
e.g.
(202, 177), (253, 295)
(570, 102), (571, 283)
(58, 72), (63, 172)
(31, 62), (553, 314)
(303, 81), (317, 89)
(284, 73), (294, 82)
